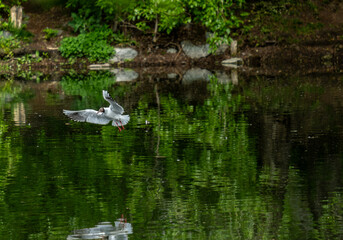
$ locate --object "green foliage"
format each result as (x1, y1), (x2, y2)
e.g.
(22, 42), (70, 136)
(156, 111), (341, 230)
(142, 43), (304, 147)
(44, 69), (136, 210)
(64, 0), (246, 49)
(96, 0), (136, 23)
(0, 0), (28, 18)
(128, 0), (246, 47)
(16, 51), (43, 64)
(0, 33), (20, 58)
(244, 0), (325, 46)
(297, 22), (323, 35)
(69, 10), (103, 33)
(185, 0), (245, 51)
(113, 31), (136, 45)
(0, 20), (33, 41)
(59, 29), (115, 62)
(1, 72), (343, 239)
(67, 0), (136, 34)
(0, 1), (7, 16)
(317, 192), (343, 239)
(67, 0), (103, 33)
(7, 0), (28, 6)
(96, 0), (136, 15)
(42, 28), (59, 40)
(129, 0), (189, 35)
(61, 71), (116, 108)
(17, 70), (45, 82)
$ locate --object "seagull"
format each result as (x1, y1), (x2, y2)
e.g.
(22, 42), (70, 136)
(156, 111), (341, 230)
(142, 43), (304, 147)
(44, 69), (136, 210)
(63, 90), (130, 131)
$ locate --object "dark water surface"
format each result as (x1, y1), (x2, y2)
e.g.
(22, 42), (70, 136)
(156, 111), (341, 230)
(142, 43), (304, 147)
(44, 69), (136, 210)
(1, 70), (343, 239)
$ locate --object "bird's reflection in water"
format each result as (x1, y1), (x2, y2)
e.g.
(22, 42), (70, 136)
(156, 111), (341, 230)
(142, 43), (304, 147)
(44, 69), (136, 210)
(67, 216), (133, 239)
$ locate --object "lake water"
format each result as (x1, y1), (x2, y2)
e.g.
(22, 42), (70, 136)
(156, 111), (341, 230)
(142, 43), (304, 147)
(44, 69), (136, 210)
(0, 68), (343, 239)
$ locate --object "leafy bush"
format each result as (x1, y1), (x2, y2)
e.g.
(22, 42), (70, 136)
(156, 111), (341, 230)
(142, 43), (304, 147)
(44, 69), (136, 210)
(185, 0), (245, 51)
(129, 0), (189, 41)
(96, 0), (136, 31)
(43, 28), (59, 40)
(17, 51), (43, 64)
(69, 10), (103, 33)
(0, 33), (21, 58)
(0, 20), (33, 41)
(63, 0), (246, 51)
(59, 29), (115, 62)
(127, 0), (245, 48)
(67, 0), (103, 33)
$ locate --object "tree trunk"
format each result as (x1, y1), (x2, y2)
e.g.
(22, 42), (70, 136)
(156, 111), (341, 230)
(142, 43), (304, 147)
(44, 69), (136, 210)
(153, 15), (159, 43)
(10, 6), (22, 28)
(113, 19), (118, 32)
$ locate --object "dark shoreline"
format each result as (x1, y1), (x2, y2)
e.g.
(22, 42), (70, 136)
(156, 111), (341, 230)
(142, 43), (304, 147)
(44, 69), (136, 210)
(1, 41), (342, 79)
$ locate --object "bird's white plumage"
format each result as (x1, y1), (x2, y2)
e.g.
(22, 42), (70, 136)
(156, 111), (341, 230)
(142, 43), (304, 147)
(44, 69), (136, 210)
(63, 90), (130, 127)
(102, 90), (124, 114)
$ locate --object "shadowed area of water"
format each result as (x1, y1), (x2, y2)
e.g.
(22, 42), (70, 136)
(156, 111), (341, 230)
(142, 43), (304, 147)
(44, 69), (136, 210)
(0, 69), (343, 239)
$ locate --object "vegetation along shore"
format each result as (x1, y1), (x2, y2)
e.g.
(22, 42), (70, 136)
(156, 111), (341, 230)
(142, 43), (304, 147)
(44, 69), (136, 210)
(0, 0), (342, 77)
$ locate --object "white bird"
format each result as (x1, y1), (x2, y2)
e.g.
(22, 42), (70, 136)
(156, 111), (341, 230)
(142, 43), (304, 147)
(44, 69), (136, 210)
(63, 90), (130, 131)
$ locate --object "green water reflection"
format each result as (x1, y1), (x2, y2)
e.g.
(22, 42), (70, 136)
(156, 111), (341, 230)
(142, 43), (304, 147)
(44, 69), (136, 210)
(0, 71), (343, 239)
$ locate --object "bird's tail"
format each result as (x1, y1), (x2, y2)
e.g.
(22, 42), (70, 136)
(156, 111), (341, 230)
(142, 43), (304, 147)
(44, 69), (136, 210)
(120, 115), (130, 126)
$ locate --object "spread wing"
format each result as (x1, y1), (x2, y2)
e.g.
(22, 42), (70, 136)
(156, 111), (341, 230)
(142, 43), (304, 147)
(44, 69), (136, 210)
(102, 90), (124, 114)
(63, 109), (112, 125)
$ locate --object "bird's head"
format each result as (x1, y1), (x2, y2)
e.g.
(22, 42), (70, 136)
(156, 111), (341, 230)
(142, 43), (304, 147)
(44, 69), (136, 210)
(97, 107), (105, 115)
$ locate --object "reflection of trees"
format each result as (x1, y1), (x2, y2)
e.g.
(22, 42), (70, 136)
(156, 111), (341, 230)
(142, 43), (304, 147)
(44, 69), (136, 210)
(244, 74), (343, 239)
(61, 71), (117, 110)
(0, 72), (343, 239)
(58, 73), (263, 239)
(120, 77), (263, 239)
(0, 82), (26, 239)
(317, 192), (343, 239)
